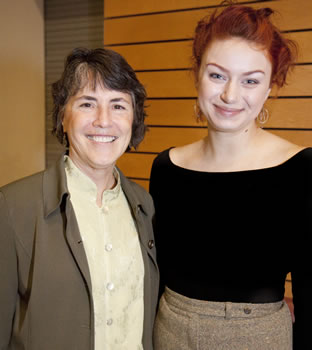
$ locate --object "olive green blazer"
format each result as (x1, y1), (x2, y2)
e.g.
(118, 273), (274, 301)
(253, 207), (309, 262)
(0, 155), (159, 350)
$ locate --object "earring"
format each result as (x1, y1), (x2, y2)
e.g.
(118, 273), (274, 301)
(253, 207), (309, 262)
(257, 107), (269, 125)
(194, 100), (202, 121)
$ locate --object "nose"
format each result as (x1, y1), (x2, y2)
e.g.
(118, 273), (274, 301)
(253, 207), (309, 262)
(221, 80), (239, 104)
(92, 107), (112, 128)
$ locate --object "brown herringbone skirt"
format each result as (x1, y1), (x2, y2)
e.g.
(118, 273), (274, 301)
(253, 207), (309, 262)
(153, 287), (292, 350)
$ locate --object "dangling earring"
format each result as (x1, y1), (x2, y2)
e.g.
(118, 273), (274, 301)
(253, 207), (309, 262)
(257, 107), (269, 125)
(194, 100), (202, 121)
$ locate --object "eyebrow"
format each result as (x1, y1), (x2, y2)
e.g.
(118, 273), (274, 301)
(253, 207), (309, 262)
(110, 97), (131, 104)
(75, 95), (97, 102)
(207, 63), (265, 75)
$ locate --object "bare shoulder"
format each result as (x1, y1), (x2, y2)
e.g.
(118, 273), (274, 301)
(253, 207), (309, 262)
(169, 140), (203, 168)
(260, 130), (305, 165)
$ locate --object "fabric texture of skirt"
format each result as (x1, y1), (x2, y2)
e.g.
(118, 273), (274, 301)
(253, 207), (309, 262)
(153, 287), (293, 350)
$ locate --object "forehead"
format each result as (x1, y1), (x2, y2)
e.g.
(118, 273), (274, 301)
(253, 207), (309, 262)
(70, 80), (133, 105)
(202, 37), (272, 72)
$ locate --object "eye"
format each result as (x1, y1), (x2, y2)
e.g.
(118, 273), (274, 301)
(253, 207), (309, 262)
(244, 79), (259, 85)
(79, 102), (93, 108)
(210, 73), (225, 80)
(113, 104), (126, 110)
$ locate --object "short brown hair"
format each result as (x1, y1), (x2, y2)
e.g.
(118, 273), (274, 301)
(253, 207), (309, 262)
(51, 47), (147, 149)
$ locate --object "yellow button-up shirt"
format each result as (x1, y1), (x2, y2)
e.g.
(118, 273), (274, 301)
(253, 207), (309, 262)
(65, 156), (144, 349)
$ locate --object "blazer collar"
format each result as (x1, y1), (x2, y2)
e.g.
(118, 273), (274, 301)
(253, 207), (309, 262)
(43, 153), (69, 218)
(42, 154), (148, 218)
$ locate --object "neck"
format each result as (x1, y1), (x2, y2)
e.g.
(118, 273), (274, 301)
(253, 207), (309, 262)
(92, 170), (117, 207)
(202, 123), (264, 171)
(68, 156), (117, 207)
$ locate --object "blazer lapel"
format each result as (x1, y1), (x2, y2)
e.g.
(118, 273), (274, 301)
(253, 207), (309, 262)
(43, 154), (92, 292)
(65, 200), (92, 290)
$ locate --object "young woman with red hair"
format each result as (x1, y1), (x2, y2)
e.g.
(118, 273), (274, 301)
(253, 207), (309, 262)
(150, 3), (311, 349)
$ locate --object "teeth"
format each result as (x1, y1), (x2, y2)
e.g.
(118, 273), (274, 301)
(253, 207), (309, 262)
(88, 135), (117, 143)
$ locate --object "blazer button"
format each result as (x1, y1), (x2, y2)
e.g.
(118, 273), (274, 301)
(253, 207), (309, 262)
(148, 240), (154, 249)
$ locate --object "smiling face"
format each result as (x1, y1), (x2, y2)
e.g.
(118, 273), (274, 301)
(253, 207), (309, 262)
(197, 37), (272, 133)
(62, 83), (133, 178)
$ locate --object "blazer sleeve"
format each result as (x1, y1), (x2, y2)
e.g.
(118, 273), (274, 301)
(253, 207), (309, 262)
(0, 190), (18, 348)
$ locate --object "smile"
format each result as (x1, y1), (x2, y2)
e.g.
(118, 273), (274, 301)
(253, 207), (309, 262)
(214, 105), (244, 116)
(87, 135), (117, 143)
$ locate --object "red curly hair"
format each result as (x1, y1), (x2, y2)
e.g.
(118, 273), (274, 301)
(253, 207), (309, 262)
(192, 3), (298, 88)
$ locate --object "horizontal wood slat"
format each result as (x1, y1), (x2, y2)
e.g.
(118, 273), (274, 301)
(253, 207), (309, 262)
(104, 0), (250, 18)
(138, 127), (312, 153)
(146, 98), (312, 129)
(104, 0), (312, 45)
(137, 66), (312, 98)
(111, 31), (312, 70)
(117, 152), (157, 178)
(111, 41), (193, 70)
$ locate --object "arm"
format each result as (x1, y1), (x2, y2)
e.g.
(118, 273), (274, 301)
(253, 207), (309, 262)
(0, 191), (18, 348)
(292, 149), (312, 348)
(292, 262), (312, 349)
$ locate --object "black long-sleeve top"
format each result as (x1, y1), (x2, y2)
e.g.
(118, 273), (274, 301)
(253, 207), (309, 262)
(150, 147), (312, 349)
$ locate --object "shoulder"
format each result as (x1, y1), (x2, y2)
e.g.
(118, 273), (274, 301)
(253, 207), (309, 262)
(0, 171), (44, 203)
(257, 130), (308, 167)
(150, 148), (174, 184)
(169, 140), (204, 169)
(151, 148), (172, 168)
(152, 142), (202, 170)
(0, 171), (46, 246)
(290, 147), (312, 171)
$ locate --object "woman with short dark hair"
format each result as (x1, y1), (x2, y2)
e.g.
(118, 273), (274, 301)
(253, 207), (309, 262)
(0, 47), (159, 350)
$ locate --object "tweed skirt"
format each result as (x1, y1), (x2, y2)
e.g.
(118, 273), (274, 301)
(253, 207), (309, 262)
(153, 287), (292, 350)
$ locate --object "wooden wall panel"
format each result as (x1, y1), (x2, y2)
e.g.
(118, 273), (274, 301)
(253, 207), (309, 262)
(288, 31), (312, 63)
(116, 153), (156, 179)
(110, 41), (193, 70)
(110, 30), (312, 71)
(104, 0), (312, 45)
(104, 0), (248, 18)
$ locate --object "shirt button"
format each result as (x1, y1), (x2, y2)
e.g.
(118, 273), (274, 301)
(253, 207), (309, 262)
(107, 318), (113, 326)
(148, 240), (154, 249)
(102, 206), (109, 214)
(105, 243), (113, 252)
(106, 282), (114, 291)
(244, 308), (252, 315)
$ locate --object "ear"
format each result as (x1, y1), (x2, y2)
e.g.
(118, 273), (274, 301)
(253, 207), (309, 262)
(61, 113), (67, 132)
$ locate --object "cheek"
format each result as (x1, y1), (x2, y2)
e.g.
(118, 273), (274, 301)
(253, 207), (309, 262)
(198, 78), (220, 99)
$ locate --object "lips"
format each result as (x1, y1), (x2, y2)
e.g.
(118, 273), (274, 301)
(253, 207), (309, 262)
(214, 104), (244, 116)
(87, 135), (117, 143)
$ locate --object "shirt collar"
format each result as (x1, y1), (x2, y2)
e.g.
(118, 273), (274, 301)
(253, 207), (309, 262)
(64, 155), (121, 205)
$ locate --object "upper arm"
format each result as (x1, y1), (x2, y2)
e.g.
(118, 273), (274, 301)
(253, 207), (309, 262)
(0, 191), (18, 347)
